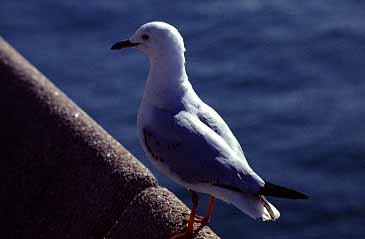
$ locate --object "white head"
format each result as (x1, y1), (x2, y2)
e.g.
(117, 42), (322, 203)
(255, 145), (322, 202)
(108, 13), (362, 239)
(111, 22), (191, 109)
(111, 22), (185, 62)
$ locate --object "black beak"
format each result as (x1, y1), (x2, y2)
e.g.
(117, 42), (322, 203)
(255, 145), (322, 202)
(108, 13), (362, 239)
(111, 39), (140, 50)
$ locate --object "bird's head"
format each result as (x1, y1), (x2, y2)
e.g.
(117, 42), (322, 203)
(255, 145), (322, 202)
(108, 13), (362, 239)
(111, 21), (185, 60)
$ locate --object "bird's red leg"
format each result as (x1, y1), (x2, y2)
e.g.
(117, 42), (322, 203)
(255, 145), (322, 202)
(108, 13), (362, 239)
(201, 195), (215, 225)
(186, 191), (199, 235)
(183, 195), (215, 225)
(170, 190), (199, 239)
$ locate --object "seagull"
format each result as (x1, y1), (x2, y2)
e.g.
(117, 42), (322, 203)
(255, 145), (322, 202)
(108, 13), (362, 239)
(111, 21), (308, 238)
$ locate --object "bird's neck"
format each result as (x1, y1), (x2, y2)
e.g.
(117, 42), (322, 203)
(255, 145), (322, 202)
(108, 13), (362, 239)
(142, 52), (192, 111)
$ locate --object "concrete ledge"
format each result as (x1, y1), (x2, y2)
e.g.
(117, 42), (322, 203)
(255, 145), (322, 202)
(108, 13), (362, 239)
(0, 37), (219, 239)
(108, 187), (218, 239)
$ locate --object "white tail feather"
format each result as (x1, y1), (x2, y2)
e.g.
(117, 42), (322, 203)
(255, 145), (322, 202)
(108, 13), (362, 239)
(230, 192), (280, 221)
(203, 185), (280, 221)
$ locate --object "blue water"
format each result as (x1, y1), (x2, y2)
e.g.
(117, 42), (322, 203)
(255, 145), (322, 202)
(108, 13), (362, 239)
(2, 1), (365, 238)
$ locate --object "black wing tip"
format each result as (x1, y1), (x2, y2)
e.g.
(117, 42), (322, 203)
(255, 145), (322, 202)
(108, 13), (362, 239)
(260, 182), (309, 200)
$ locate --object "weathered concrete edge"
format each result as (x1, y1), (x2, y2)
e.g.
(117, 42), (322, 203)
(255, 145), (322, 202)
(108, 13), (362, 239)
(0, 36), (219, 238)
(1, 35), (158, 238)
(107, 186), (219, 239)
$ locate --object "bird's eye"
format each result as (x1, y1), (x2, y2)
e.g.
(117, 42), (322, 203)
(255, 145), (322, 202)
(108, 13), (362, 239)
(142, 34), (149, 40)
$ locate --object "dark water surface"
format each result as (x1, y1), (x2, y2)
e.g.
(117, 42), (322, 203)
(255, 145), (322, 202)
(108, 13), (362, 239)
(2, 1), (365, 238)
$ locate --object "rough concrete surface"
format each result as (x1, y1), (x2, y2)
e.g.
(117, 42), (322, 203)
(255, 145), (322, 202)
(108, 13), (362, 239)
(0, 37), (219, 239)
(108, 187), (218, 239)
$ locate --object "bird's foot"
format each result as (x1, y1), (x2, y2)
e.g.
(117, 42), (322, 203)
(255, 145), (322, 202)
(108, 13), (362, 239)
(169, 223), (200, 239)
(169, 214), (208, 238)
(169, 221), (194, 239)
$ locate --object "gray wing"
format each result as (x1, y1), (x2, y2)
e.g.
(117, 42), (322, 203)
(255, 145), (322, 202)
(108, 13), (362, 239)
(197, 103), (247, 163)
(141, 108), (264, 194)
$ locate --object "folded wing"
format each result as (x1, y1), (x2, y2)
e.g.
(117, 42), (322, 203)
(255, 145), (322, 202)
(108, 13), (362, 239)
(140, 108), (264, 194)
